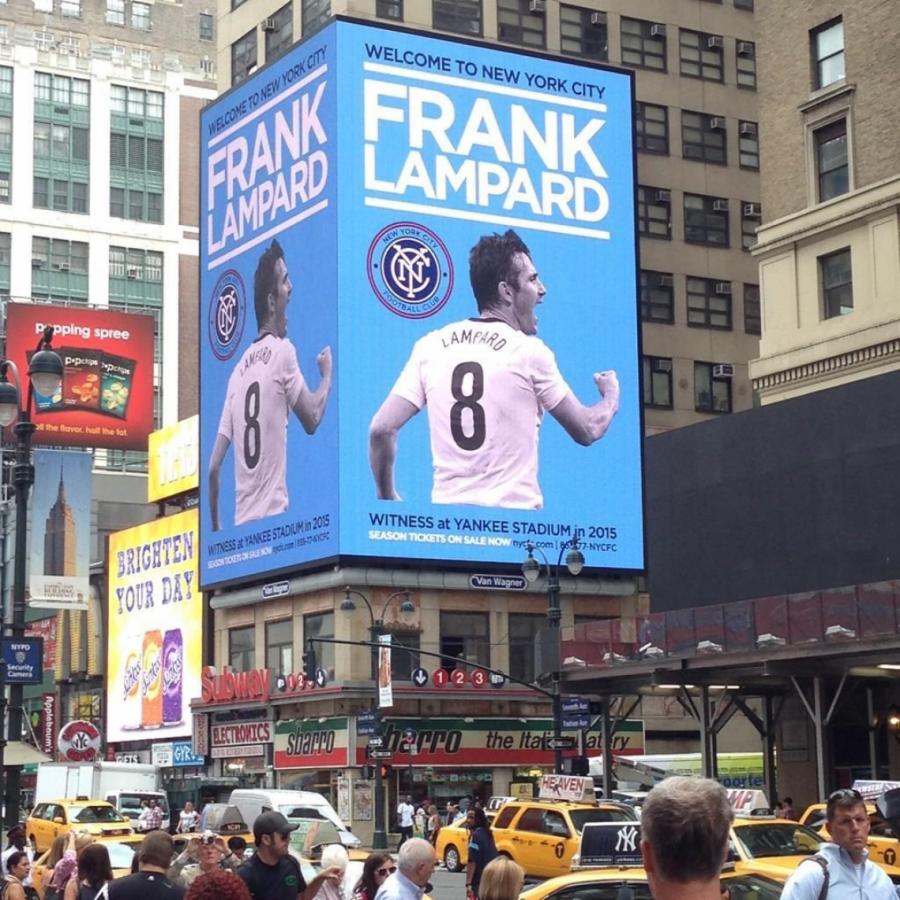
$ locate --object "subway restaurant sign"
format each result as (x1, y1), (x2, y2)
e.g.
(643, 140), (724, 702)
(276, 717), (349, 768)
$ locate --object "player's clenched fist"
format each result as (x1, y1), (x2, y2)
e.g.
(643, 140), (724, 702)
(317, 345), (333, 378)
(594, 370), (619, 400)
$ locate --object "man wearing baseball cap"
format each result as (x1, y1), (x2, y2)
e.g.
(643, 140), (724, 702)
(236, 811), (343, 900)
(1, 826), (33, 884)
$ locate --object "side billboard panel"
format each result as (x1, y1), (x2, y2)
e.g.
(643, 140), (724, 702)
(199, 29), (339, 588)
(338, 23), (642, 570)
(107, 509), (201, 743)
(5, 304), (155, 450)
(30, 449), (91, 607)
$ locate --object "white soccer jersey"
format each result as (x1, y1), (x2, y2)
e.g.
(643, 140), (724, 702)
(217, 334), (306, 525)
(391, 318), (570, 509)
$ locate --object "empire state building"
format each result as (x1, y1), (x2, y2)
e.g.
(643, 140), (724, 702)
(44, 466), (76, 577)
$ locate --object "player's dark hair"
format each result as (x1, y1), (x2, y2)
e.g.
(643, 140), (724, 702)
(469, 230), (531, 313)
(254, 238), (285, 328)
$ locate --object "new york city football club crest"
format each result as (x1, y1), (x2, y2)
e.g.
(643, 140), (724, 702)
(208, 269), (246, 361)
(367, 222), (454, 319)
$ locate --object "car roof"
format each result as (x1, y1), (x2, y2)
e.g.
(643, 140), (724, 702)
(500, 799), (623, 811)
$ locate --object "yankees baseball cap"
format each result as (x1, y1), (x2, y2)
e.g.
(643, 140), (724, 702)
(253, 811), (298, 842)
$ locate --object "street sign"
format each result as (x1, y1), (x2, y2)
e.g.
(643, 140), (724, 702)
(562, 716), (590, 730)
(450, 668), (467, 686)
(561, 697), (589, 714)
(547, 737), (577, 750)
(369, 749), (392, 759)
(1, 638), (43, 684)
(471, 669), (488, 687)
(488, 672), (506, 687)
(315, 667), (327, 688)
(368, 736), (384, 748)
(432, 668), (449, 687)
(411, 667), (429, 687)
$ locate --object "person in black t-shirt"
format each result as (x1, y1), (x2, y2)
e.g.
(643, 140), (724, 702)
(109, 831), (185, 900)
(236, 812), (342, 900)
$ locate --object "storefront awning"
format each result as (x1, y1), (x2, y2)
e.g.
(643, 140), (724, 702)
(4, 742), (52, 766)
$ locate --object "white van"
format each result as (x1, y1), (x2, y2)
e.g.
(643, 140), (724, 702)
(228, 789), (361, 848)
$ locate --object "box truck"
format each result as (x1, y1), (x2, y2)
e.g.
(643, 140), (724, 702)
(35, 762), (170, 830)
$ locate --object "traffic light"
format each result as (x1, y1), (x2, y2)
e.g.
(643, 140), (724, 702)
(379, 764), (391, 779)
(303, 644), (317, 682)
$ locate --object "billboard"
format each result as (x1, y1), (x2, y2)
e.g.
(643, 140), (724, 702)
(199, 19), (642, 589)
(30, 449), (91, 608)
(106, 509), (201, 742)
(5, 303), (155, 450)
(148, 416), (199, 502)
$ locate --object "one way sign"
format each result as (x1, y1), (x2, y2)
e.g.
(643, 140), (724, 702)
(411, 667), (429, 687)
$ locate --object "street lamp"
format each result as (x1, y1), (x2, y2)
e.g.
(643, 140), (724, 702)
(341, 587), (414, 850)
(522, 538), (585, 774)
(0, 325), (63, 827)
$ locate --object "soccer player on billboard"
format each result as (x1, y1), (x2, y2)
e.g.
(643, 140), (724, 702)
(369, 229), (619, 510)
(208, 239), (333, 530)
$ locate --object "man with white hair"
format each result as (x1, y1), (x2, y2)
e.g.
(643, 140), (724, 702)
(374, 838), (435, 900)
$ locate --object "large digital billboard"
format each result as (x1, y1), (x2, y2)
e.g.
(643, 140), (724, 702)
(5, 304), (155, 450)
(200, 19), (642, 589)
(107, 509), (201, 743)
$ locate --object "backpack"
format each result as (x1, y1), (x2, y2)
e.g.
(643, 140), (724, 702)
(799, 854), (830, 900)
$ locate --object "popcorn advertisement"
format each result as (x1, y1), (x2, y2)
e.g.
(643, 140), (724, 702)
(5, 303), (155, 450)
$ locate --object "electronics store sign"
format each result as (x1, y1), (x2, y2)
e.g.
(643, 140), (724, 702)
(211, 708), (274, 759)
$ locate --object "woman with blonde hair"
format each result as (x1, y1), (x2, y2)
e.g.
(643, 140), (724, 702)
(46, 832), (94, 900)
(477, 857), (524, 900)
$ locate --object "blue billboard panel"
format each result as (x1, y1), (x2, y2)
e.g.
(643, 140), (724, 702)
(199, 19), (642, 589)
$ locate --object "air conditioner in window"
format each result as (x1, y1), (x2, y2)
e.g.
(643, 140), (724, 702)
(715, 282), (732, 296)
(709, 116), (726, 130)
(56, 261), (71, 271)
(707, 34), (724, 49)
(736, 40), (755, 56)
(650, 23), (666, 37)
(261, 18), (276, 31)
(653, 359), (672, 373)
(127, 266), (140, 279)
(739, 121), (758, 136)
(712, 363), (734, 378)
(712, 198), (729, 212)
(529, 1), (546, 13)
(655, 189), (671, 203)
(590, 11), (607, 26)
(743, 202), (761, 218)
(659, 274), (674, 288)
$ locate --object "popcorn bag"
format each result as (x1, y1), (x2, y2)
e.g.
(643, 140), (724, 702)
(61, 347), (103, 412)
(99, 352), (137, 420)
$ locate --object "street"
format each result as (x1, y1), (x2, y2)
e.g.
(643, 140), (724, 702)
(430, 864), (468, 900)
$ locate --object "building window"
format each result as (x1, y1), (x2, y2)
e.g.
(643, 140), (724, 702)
(738, 121), (759, 169)
(741, 201), (760, 251)
(109, 247), (163, 304)
(377, 0), (402, 20)
(497, 0), (545, 49)
(687, 276), (731, 329)
(637, 186), (671, 240)
(199, 13), (214, 40)
(821, 248), (852, 318)
(0, 232), (10, 295)
(812, 18), (844, 89)
(560, 6), (607, 61)
(387, 631), (420, 680)
(131, 2), (151, 29)
(266, 619), (293, 674)
(734, 0), (753, 8)
(640, 270), (674, 323)
(744, 283), (761, 335)
(106, 0), (125, 25)
(231, 29), (257, 85)
(301, 0), (330, 37)
(736, 39), (756, 89)
(635, 102), (668, 154)
(679, 29), (723, 82)
(433, 0), (482, 36)
(0, 66), (11, 204)
(264, 3), (293, 63)
(109, 86), (163, 223)
(643, 356), (673, 409)
(509, 613), (543, 684)
(34, 0), (53, 11)
(440, 611), (489, 671)
(814, 119), (848, 202)
(682, 111), (726, 164)
(229, 626), (255, 670)
(60, 0), (81, 16)
(684, 193), (729, 247)
(695, 362), (732, 414)
(621, 17), (666, 71)
(304, 612), (334, 677)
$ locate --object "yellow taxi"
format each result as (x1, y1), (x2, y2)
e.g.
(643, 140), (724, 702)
(490, 797), (637, 878)
(799, 802), (900, 867)
(728, 814), (900, 884)
(520, 867), (784, 900)
(31, 834), (144, 898)
(26, 799), (133, 852)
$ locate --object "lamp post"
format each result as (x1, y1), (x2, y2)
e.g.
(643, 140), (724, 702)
(522, 538), (585, 775)
(0, 326), (63, 827)
(340, 587), (414, 850)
